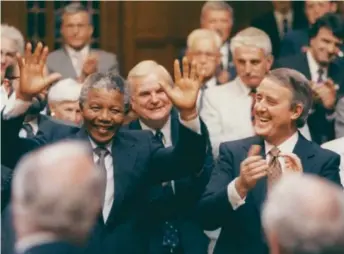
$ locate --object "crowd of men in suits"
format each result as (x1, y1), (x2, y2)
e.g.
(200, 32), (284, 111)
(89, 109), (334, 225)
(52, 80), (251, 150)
(1, 1), (344, 254)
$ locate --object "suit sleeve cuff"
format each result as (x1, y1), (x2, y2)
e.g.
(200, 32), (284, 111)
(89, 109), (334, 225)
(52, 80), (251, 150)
(227, 178), (246, 210)
(179, 116), (201, 135)
(2, 94), (32, 120)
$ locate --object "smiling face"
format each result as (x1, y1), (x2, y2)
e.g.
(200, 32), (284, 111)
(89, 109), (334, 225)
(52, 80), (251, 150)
(254, 77), (303, 145)
(130, 72), (172, 127)
(81, 88), (125, 145)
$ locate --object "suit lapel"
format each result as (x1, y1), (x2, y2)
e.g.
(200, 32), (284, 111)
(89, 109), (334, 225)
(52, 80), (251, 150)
(170, 108), (179, 146)
(106, 130), (138, 226)
(301, 53), (312, 80)
(128, 119), (142, 130)
(292, 133), (316, 174)
(61, 48), (78, 78)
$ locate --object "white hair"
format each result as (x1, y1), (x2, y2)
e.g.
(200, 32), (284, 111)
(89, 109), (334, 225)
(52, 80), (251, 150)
(1, 24), (25, 54)
(187, 28), (222, 50)
(201, 1), (234, 22)
(48, 78), (82, 103)
(12, 141), (105, 242)
(262, 174), (344, 254)
(127, 60), (174, 95)
(230, 27), (272, 56)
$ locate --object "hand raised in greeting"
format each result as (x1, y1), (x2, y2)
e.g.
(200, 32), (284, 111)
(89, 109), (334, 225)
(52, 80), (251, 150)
(16, 42), (61, 101)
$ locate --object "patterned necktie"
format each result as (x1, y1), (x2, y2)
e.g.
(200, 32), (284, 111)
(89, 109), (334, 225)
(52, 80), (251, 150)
(249, 88), (257, 124)
(155, 129), (180, 251)
(94, 146), (110, 219)
(317, 68), (324, 84)
(22, 123), (35, 138)
(267, 147), (282, 190)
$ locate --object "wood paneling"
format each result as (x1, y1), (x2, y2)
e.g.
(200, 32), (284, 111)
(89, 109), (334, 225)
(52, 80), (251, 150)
(1, 1), (275, 77)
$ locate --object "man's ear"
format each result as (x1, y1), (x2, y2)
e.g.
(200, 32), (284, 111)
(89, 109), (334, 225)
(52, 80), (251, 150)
(291, 103), (304, 122)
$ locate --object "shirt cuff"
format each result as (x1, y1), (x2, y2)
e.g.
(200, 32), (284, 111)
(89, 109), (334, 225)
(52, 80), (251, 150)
(227, 178), (246, 210)
(179, 116), (201, 135)
(2, 94), (32, 120)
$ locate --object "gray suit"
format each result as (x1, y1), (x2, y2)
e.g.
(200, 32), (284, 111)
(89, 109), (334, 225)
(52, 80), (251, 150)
(47, 48), (119, 79)
(335, 96), (344, 138)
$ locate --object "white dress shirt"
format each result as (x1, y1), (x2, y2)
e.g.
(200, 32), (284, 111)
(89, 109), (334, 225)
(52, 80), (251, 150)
(227, 132), (299, 210)
(274, 10), (293, 38)
(220, 43), (230, 69)
(65, 45), (90, 77)
(307, 50), (328, 83)
(89, 138), (114, 222)
(197, 76), (218, 113)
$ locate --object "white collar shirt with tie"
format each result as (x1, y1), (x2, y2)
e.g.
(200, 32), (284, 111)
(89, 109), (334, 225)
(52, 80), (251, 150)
(19, 118), (39, 138)
(65, 44), (90, 77)
(274, 10), (293, 38)
(89, 138), (114, 222)
(264, 131), (299, 171)
(306, 50), (328, 83)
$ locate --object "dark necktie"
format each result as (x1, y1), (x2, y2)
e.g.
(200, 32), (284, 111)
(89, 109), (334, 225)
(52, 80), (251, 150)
(155, 129), (180, 251)
(22, 123), (35, 138)
(267, 147), (282, 190)
(317, 68), (324, 84)
(282, 18), (289, 37)
(249, 88), (257, 124)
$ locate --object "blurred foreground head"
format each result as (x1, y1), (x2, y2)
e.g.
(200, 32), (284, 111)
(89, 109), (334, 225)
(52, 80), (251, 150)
(12, 141), (105, 246)
(262, 174), (344, 254)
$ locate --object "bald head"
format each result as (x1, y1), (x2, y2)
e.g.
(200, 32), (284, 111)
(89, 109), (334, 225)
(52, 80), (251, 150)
(262, 174), (344, 254)
(12, 141), (105, 244)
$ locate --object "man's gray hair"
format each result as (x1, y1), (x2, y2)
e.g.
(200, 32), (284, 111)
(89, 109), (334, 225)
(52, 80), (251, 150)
(12, 141), (105, 242)
(262, 174), (344, 254)
(230, 27), (272, 56)
(201, 1), (234, 22)
(62, 2), (92, 25)
(0, 24), (25, 54)
(127, 60), (174, 95)
(265, 68), (313, 128)
(48, 78), (82, 103)
(79, 72), (130, 113)
(187, 28), (222, 50)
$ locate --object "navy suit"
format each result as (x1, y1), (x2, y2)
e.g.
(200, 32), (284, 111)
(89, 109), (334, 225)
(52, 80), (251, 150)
(126, 109), (212, 254)
(279, 28), (309, 58)
(251, 11), (305, 58)
(275, 53), (344, 144)
(1, 113), (207, 254)
(198, 134), (342, 254)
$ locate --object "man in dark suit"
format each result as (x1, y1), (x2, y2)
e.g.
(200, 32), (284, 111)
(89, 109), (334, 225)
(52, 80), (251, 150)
(251, 1), (305, 58)
(280, 0), (337, 57)
(127, 60), (213, 254)
(2, 42), (207, 254)
(179, 1), (236, 84)
(10, 141), (105, 254)
(198, 68), (342, 254)
(275, 13), (344, 144)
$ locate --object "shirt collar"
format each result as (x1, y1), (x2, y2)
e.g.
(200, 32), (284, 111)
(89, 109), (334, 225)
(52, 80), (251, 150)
(15, 232), (58, 254)
(139, 115), (171, 137)
(220, 43), (229, 56)
(205, 76), (217, 89)
(65, 44), (90, 58)
(88, 137), (113, 153)
(306, 50), (328, 78)
(273, 10), (293, 21)
(264, 131), (299, 155)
